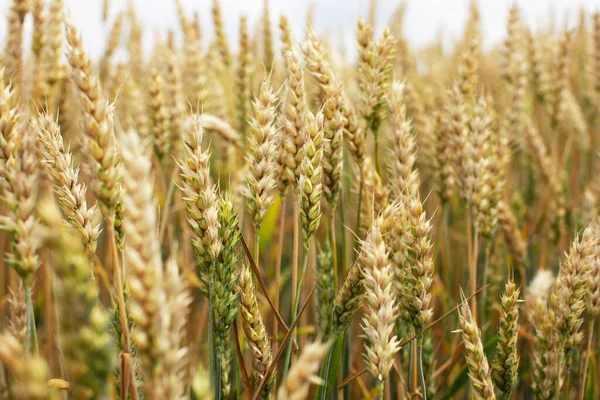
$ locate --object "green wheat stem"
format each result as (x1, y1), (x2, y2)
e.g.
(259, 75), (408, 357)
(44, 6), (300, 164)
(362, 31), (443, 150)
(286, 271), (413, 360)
(24, 284), (39, 356)
(418, 335), (427, 400)
(282, 246), (311, 379)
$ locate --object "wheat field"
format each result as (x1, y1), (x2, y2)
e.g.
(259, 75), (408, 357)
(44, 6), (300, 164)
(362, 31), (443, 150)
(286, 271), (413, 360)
(0, 0), (599, 399)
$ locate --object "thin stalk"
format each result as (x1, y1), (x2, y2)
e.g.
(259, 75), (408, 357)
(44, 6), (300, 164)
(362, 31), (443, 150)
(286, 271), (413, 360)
(107, 219), (132, 354)
(418, 336), (427, 400)
(472, 228), (479, 319)
(330, 212), (338, 289)
(318, 333), (337, 400)
(339, 177), (348, 275)
(120, 353), (131, 399)
(407, 340), (414, 393)
(443, 201), (451, 297)
(376, 379), (384, 400)
(343, 330), (351, 399)
(580, 319), (596, 400)
(374, 129), (381, 176)
(254, 226), (260, 271)
(158, 163), (180, 242)
(282, 247), (311, 379)
(479, 240), (491, 327)
(354, 167), (365, 260)
(563, 351), (572, 400)
(24, 284), (39, 355)
(128, 355), (140, 400)
(466, 210), (476, 315)
(208, 278), (221, 400)
(233, 320), (252, 399)
(273, 196), (287, 355)
(291, 207), (299, 332)
(251, 269), (322, 400)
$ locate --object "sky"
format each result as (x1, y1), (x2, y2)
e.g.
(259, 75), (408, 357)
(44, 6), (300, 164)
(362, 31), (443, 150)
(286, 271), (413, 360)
(1, 0), (600, 59)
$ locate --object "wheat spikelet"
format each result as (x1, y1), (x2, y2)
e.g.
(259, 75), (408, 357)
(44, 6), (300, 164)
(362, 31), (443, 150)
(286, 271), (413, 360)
(458, 39), (480, 105)
(357, 20), (395, 131)
(551, 31), (572, 129)
(30, 0), (46, 103)
(360, 218), (400, 386)
(403, 198), (435, 333)
(551, 225), (596, 352)
(0, 333), (48, 400)
(0, 122), (41, 284)
(528, 271), (558, 400)
(279, 14), (293, 66)
(119, 129), (167, 398)
(161, 255), (192, 400)
(243, 79), (279, 232)
(492, 280), (520, 398)
(458, 291), (496, 400)
(64, 16), (125, 243)
(279, 48), (308, 194)
(204, 42), (229, 120)
(322, 85), (344, 211)
(588, 220), (600, 317)
(0, 67), (19, 168)
(277, 340), (327, 400)
(126, 7), (143, 82)
(211, 0), (231, 68)
(496, 201), (526, 269)
(238, 263), (274, 399)
(332, 259), (364, 333)
(316, 238), (335, 337)
(262, 0), (274, 69)
(303, 28), (366, 164)
(42, 0), (64, 90)
(181, 9), (207, 111)
(164, 46), (186, 158)
(212, 195), (241, 397)
(7, 281), (25, 344)
(461, 96), (502, 236)
(297, 110), (324, 248)
(149, 68), (171, 160)
(404, 82), (435, 172)
(179, 115), (221, 275)
(387, 80), (419, 201)
(4, 0), (29, 99)
(356, 158), (389, 238)
(36, 112), (100, 260)
(236, 15), (252, 136)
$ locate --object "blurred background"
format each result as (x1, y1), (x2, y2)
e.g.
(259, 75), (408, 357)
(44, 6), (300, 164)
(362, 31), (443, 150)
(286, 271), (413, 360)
(1, 0), (600, 59)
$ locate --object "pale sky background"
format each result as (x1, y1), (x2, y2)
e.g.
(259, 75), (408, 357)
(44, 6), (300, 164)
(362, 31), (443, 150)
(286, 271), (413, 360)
(1, 0), (600, 60)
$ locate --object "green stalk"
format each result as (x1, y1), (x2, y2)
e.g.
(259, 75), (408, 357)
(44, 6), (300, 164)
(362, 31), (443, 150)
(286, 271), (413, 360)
(354, 176), (364, 261)
(340, 149), (349, 276)
(343, 332), (351, 399)
(479, 240), (492, 329)
(330, 213), (338, 289)
(442, 201), (451, 297)
(208, 278), (221, 400)
(408, 339), (414, 392)
(24, 284), (39, 355)
(376, 379), (384, 400)
(374, 129), (380, 176)
(282, 247), (311, 379)
(315, 331), (345, 400)
(563, 350), (572, 400)
(254, 226), (260, 271)
(418, 336), (427, 400)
